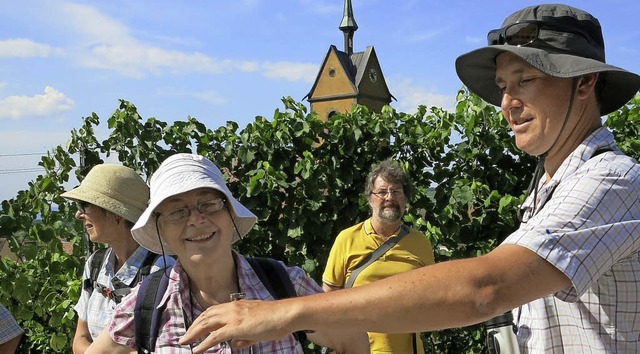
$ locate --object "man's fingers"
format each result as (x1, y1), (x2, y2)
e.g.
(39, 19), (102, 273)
(190, 332), (230, 354)
(180, 309), (225, 345)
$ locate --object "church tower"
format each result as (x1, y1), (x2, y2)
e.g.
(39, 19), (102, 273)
(305, 0), (394, 121)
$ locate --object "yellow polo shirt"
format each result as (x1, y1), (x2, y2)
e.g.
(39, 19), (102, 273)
(323, 219), (435, 353)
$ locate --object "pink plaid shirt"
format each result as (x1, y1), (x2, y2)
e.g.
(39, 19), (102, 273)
(109, 252), (322, 353)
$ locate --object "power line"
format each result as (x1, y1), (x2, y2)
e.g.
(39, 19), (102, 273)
(0, 152), (46, 158)
(0, 168), (45, 175)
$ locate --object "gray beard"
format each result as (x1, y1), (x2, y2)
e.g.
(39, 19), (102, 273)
(376, 204), (402, 223)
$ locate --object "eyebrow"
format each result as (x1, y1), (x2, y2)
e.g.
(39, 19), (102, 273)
(163, 191), (223, 204)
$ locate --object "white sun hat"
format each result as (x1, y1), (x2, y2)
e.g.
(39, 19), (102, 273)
(131, 153), (257, 255)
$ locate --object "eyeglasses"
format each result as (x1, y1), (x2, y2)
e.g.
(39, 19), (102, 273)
(76, 201), (92, 214)
(156, 198), (226, 224)
(487, 20), (587, 47)
(371, 189), (404, 199)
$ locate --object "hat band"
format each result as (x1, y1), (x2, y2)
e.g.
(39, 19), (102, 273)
(489, 20), (592, 45)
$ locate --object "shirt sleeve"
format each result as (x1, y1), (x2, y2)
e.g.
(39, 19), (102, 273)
(503, 163), (640, 301)
(0, 304), (22, 344)
(283, 263), (324, 296)
(108, 283), (140, 348)
(322, 230), (349, 288)
(74, 256), (93, 321)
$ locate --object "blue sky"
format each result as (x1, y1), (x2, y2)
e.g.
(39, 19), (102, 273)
(1, 0), (639, 201)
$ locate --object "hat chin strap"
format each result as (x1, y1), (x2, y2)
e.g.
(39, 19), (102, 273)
(518, 78), (578, 223)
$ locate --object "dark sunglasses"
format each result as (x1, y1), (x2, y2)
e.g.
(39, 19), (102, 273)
(487, 20), (587, 46)
(76, 201), (91, 213)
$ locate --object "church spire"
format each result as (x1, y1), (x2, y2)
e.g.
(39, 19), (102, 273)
(339, 0), (358, 55)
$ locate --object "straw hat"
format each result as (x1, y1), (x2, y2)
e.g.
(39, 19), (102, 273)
(131, 153), (257, 255)
(455, 4), (640, 116)
(61, 164), (149, 223)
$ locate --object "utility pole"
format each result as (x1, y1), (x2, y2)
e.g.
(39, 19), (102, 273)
(79, 144), (94, 257)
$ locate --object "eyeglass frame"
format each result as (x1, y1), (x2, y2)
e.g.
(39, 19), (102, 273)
(487, 20), (590, 47)
(371, 188), (404, 199)
(76, 201), (92, 214)
(155, 197), (227, 224)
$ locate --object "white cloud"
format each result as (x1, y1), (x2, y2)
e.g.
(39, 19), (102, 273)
(156, 87), (227, 105)
(0, 86), (75, 120)
(60, 2), (133, 46)
(407, 30), (444, 43)
(390, 79), (456, 113)
(0, 38), (59, 58)
(81, 44), (259, 78)
(262, 62), (318, 83)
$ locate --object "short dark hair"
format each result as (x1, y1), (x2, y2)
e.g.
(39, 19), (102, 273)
(365, 159), (413, 201)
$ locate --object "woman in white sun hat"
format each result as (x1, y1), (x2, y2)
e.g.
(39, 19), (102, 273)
(86, 153), (369, 353)
(61, 163), (174, 353)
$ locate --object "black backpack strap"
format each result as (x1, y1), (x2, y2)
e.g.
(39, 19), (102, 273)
(132, 251), (161, 285)
(246, 257), (308, 345)
(345, 224), (411, 289)
(134, 268), (170, 354)
(83, 248), (108, 291)
(113, 251), (164, 304)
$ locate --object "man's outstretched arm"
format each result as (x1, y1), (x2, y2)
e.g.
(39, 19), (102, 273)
(181, 244), (570, 353)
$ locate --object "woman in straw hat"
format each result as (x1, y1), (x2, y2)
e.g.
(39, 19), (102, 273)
(86, 153), (368, 353)
(62, 164), (175, 353)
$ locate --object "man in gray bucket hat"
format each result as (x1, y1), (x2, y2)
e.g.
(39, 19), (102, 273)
(179, 5), (640, 354)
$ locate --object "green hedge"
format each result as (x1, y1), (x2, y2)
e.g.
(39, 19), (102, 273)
(1, 90), (638, 353)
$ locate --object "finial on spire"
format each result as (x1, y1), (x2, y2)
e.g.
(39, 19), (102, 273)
(339, 0), (358, 55)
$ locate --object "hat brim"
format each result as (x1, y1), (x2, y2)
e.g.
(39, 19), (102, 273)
(61, 185), (145, 223)
(455, 45), (640, 116)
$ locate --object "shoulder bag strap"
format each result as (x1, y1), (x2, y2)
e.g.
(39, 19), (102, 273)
(344, 224), (410, 289)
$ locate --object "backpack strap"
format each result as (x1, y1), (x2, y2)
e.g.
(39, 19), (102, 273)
(97, 251), (163, 304)
(345, 224), (411, 289)
(132, 251), (161, 286)
(83, 248), (108, 292)
(246, 257), (308, 345)
(134, 269), (170, 354)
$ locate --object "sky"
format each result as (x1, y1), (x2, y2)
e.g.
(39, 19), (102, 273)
(1, 0), (639, 202)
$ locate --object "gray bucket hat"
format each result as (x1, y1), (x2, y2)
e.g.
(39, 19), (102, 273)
(455, 4), (640, 116)
(131, 153), (257, 256)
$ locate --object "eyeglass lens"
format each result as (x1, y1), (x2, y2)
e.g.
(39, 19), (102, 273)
(76, 201), (89, 213)
(373, 189), (403, 198)
(161, 199), (225, 223)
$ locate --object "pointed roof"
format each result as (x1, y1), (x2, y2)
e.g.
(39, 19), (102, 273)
(339, 0), (358, 31)
(304, 45), (394, 102)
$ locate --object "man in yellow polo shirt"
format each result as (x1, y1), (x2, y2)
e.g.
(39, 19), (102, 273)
(322, 159), (435, 353)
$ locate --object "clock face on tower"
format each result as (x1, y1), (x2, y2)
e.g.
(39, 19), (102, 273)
(368, 68), (378, 83)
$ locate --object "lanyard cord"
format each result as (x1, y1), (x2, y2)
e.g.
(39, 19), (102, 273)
(515, 78), (579, 330)
(516, 78), (578, 224)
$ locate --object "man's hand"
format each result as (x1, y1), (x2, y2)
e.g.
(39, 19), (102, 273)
(180, 299), (295, 354)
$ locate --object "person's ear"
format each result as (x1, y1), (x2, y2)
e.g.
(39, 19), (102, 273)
(576, 73), (598, 97)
